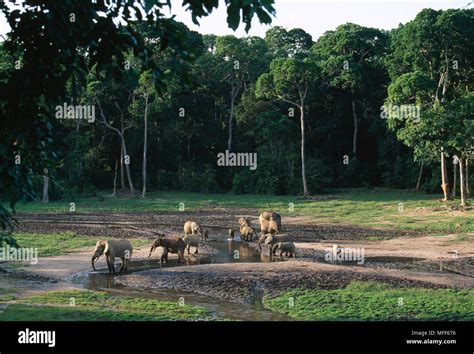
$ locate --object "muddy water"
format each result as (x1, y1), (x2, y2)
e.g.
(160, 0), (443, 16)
(72, 240), (292, 321)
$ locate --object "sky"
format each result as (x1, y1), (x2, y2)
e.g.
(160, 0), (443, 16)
(0, 0), (472, 41)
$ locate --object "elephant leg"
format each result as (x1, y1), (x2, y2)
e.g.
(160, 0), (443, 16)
(194, 246), (198, 255)
(105, 255), (112, 273)
(119, 257), (125, 272)
(187, 245), (190, 255)
(109, 256), (116, 274)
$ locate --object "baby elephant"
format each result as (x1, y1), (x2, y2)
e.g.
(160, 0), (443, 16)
(183, 234), (200, 255)
(184, 221), (208, 241)
(149, 236), (185, 263)
(238, 217), (251, 228)
(259, 233), (294, 254)
(91, 239), (133, 274)
(238, 217), (256, 241)
(271, 242), (296, 258)
(240, 225), (257, 242)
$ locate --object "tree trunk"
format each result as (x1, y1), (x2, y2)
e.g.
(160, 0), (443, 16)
(142, 94), (149, 198)
(227, 86), (237, 152)
(300, 106), (309, 197)
(112, 159), (118, 197)
(452, 159), (457, 198)
(459, 157), (466, 207)
(42, 172), (49, 203)
(440, 150), (450, 201)
(121, 136), (135, 195)
(415, 162), (424, 191)
(120, 148), (125, 190)
(466, 158), (470, 196)
(351, 88), (358, 157)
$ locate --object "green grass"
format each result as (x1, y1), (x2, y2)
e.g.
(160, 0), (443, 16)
(0, 290), (214, 321)
(11, 188), (474, 233)
(11, 232), (149, 257)
(0, 288), (15, 302)
(263, 281), (474, 321)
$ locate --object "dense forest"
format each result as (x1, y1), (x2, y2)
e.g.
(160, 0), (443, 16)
(1, 4), (473, 205)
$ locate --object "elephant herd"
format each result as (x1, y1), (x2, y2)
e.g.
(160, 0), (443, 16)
(91, 211), (296, 274)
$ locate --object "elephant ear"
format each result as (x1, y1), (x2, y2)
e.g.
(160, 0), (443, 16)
(103, 241), (110, 255)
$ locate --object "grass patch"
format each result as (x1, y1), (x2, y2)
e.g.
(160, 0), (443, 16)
(0, 290), (214, 321)
(11, 232), (149, 257)
(0, 288), (15, 302)
(10, 189), (474, 233)
(446, 234), (472, 243)
(263, 281), (474, 321)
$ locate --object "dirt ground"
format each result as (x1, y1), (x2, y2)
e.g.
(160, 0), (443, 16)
(2, 211), (473, 304)
(15, 210), (422, 240)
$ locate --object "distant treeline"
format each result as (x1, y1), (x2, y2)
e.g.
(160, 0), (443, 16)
(2, 7), (472, 200)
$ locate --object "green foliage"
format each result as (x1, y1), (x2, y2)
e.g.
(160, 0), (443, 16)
(0, 0), (276, 246)
(1, 290), (214, 321)
(264, 26), (313, 58)
(386, 9), (474, 162)
(305, 158), (332, 193)
(10, 232), (149, 257)
(256, 57), (320, 103)
(178, 165), (220, 193)
(264, 281), (474, 320)
(11, 232), (100, 257)
(0, 2), (472, 218)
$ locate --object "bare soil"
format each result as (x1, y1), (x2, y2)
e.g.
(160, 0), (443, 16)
(2, 211), (473, 304)
(15, 210), (422, 240)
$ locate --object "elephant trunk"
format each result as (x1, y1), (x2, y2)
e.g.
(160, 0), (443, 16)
(91, 256), (98, 271)
(148, 246), (154, 258)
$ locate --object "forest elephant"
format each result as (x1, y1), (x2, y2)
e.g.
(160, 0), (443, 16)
(184, 221), (208, 241)
(259, 217), (279, 236)
(148, 236), (186, 263)
(258, 233), (294, 255)
(183, 233), (200, 255)
(259, 211), (282, 231)
(271, 242), (297, 258)
(91, 239), (133, 274)
(238, 217), (252, 228)
(240, 225), (257, 242)
(238, 217), (256, 241)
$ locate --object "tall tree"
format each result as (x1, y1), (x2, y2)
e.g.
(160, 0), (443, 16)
(312, 23), (388, 158)
(0, 0), (275, 245)
(256, 57), (320, 196)
(265, 26), (313, 58)
(215, 35), (269, 151)
(136, 71), (155, 198)
(386, 8), (474, 201)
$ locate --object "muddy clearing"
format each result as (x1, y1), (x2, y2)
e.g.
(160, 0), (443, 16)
(2, 211), (474, 320)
